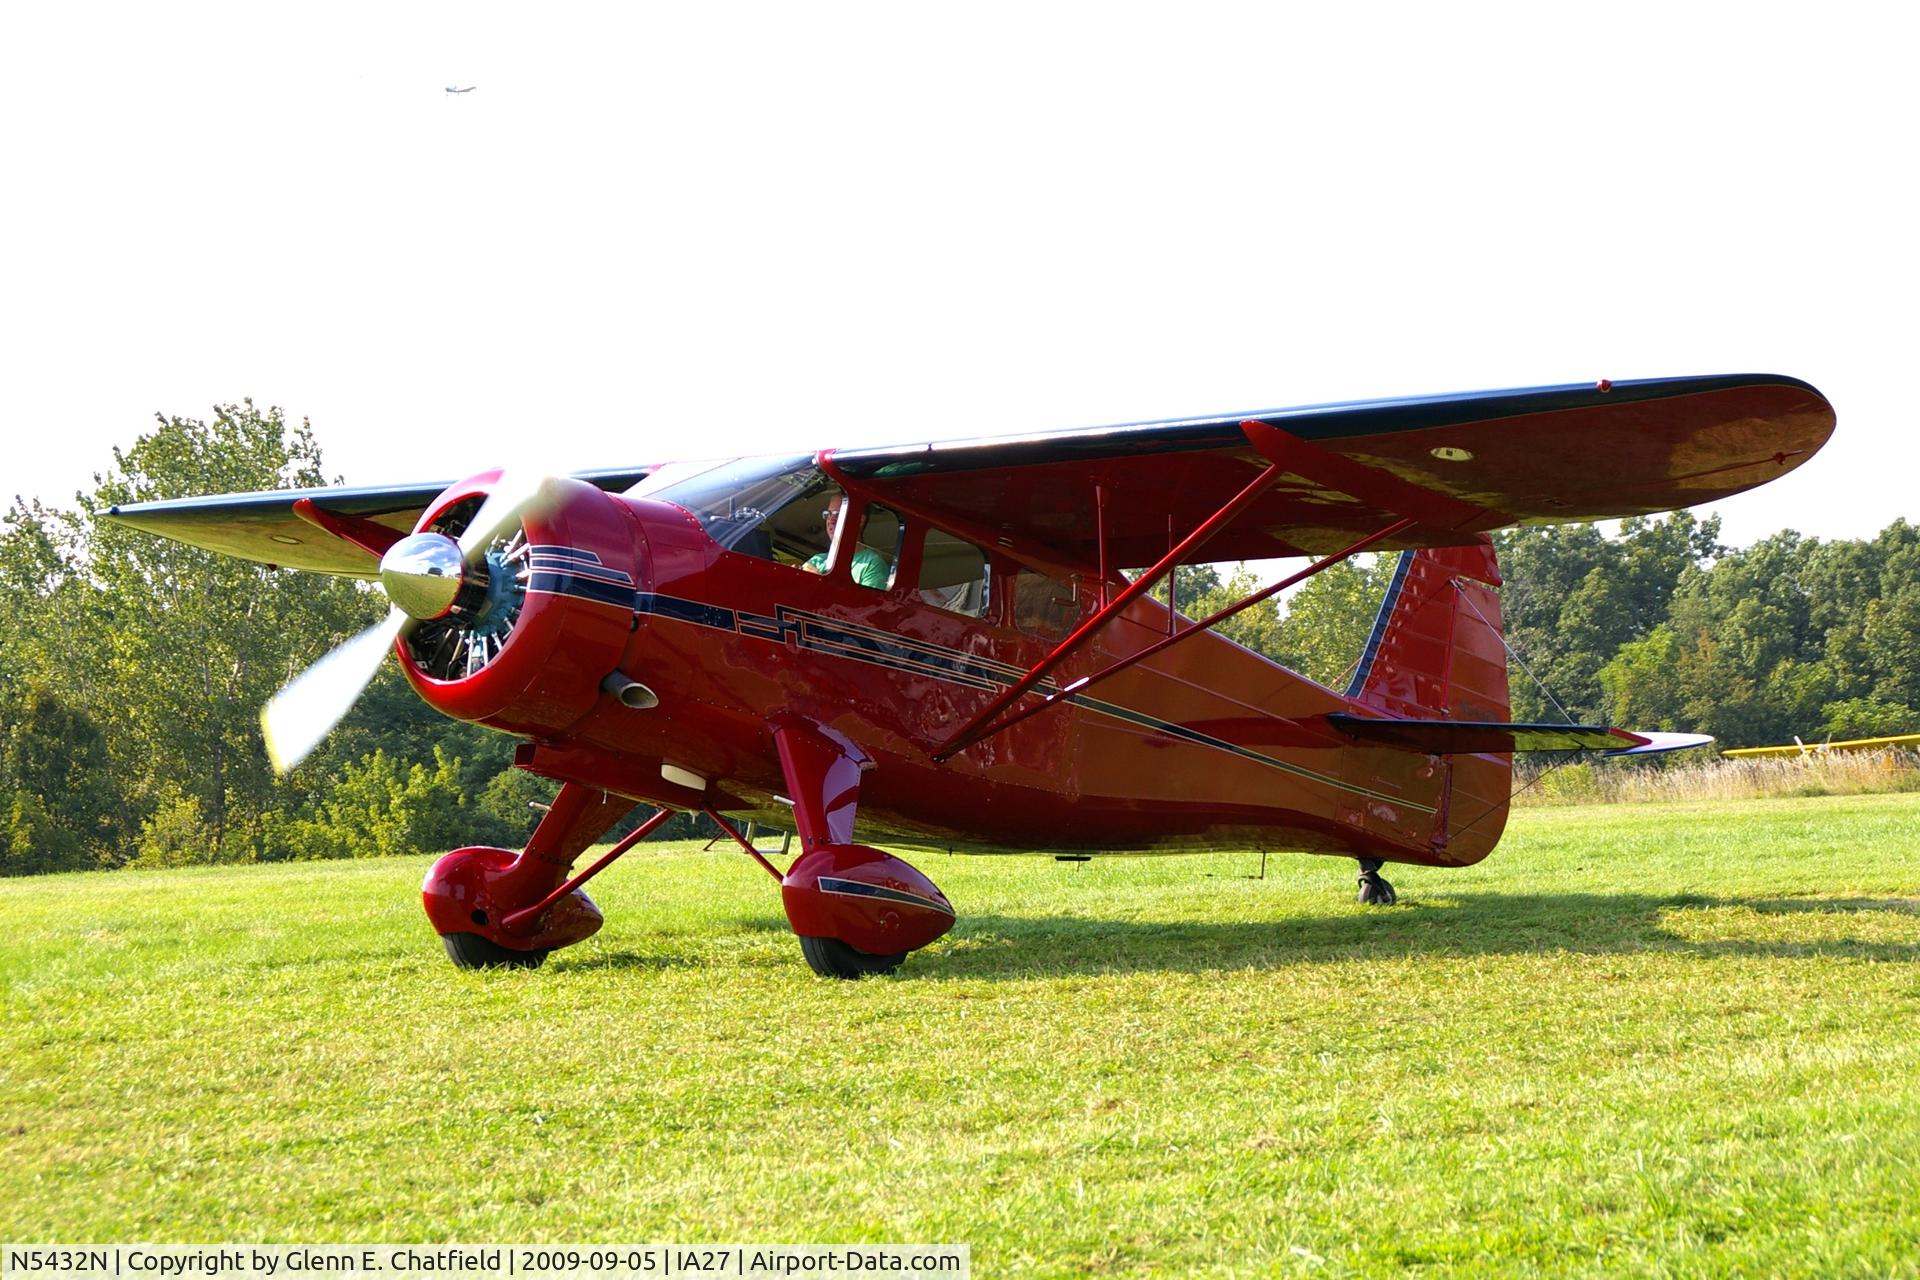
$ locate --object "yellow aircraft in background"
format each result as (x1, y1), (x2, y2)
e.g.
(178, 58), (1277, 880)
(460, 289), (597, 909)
(1723, 733), (1920, 759)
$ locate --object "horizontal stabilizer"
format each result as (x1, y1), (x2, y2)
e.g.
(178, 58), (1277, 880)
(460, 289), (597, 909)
(1327, 714), (1712, 756)
(1604, 731), (1716, 756)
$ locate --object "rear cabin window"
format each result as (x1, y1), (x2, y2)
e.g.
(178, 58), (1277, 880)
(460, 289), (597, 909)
(1012, 569), (1080, 640)
(917, 529), (991, 617)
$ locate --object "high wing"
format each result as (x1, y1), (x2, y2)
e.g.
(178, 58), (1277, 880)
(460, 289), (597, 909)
(105, 373), (1830, 578)
(825, 373), (1833, 566)
(104, 466), (657, 577)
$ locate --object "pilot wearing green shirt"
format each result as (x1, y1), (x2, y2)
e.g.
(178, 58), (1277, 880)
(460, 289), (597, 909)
(804, 492), (891, 588)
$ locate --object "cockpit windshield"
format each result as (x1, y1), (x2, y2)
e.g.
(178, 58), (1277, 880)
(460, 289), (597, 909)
(636, 454), (840, 564)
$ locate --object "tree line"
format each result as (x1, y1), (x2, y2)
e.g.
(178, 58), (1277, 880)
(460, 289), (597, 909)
(0, 405), (704, 876)
(1177, 510), (1920, 748)
(3, 406), (1911, 875)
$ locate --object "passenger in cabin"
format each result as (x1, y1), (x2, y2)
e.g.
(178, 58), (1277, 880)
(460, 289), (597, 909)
(803, 491), (891, 588)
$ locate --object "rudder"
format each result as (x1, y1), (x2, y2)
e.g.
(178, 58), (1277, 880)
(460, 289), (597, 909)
(1341, 539), (1512, 866)
(1347, 539), (1509, 724)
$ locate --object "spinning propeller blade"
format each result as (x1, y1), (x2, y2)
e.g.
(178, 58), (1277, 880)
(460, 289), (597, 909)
(459, 471), (554, 564)
(262, 607), (411, 773)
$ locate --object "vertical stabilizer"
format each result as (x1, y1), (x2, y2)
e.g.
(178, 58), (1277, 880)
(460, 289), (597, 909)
(1346, 539), (1508, 723)
(1338, 538), (1512, 866)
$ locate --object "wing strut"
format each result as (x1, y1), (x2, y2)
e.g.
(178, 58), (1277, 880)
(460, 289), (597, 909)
(291, 497), (407, 559)
(935, 516), (1415, 759)
(931, 445), (1293, 762)
(1238, 419), (1506, 529)
(931, 421), (1501, 763)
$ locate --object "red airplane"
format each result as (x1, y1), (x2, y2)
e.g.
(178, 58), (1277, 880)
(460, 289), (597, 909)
(108, 374), (1834, 977)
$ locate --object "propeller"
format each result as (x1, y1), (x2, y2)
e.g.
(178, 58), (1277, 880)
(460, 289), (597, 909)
(262, 608), (410, 773)
(260, 472), (558, 774)
(460, 472), (552, 565)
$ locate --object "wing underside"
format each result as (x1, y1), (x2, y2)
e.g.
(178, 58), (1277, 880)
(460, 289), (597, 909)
(828, 373), (1833, 566)
(104, 467), (656, 577)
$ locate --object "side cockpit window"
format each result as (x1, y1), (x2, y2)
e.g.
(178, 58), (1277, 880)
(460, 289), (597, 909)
(649, 458), (988, 613)
(918, 529), (991, 617)
(644, 457), (905, 591)
(646, 455), (837, 565)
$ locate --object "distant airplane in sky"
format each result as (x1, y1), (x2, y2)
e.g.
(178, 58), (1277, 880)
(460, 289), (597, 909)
(446, 86), (476, 94)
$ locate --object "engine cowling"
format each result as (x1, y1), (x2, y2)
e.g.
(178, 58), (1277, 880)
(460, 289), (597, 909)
(396, 474), (643, 737)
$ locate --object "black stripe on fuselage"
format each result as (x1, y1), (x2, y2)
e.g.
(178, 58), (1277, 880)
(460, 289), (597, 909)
(528, 560), (633, 588)
(526, 572), (639, 609)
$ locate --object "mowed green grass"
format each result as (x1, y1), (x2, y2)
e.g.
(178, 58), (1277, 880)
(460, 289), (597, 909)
(4, 796), (1919, 1277)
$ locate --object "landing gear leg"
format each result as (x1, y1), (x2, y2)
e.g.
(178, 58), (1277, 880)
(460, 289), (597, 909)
(422, 782), (639, 968)
(734, 720), (954, 978)
(1356, 858), (1397, 906)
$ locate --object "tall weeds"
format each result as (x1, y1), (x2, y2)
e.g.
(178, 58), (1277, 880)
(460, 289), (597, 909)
(1514, 750), (1920, 806)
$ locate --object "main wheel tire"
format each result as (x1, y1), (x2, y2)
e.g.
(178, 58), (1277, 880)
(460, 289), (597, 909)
(799, 934), (908, 979)
(441, 932), (550, 970)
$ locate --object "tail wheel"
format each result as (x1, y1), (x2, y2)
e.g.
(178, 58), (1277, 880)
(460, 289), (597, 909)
(1355, 860), (1398, 906)
(441, 932), (550, 970)
(799, 935), (907, 979)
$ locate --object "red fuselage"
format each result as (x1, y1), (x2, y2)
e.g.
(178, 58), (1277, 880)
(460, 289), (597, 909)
(399, 476), (1512, 868)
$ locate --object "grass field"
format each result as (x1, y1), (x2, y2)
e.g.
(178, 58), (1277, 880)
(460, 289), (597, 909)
(4, 795), (1919, 1276)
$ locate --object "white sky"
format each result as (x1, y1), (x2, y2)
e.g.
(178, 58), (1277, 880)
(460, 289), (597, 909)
(1, 2), (1910, 550)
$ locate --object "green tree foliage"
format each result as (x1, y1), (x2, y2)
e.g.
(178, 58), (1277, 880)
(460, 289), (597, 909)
(0, 402), (718, 878)
(5, 792), (74, 877)
(1496, 513), (1721, 721)
(0, 686), (118, 874)
(0, 501), (79, 680)
(132, 791), (219, 869)
(0, 403), (555, 876)
(1, 503), (103, 853)
(1817, 697), (1920, 742)
(1146, 558), (1392, 688)
(264, 747), (481, 860)
(1272, 558), (1393, 689)
(1152, 563), (1290, 665)
(476, 767), (561, 845)
(1595, 521), (1920, 747)
(76, 405), (386, 856)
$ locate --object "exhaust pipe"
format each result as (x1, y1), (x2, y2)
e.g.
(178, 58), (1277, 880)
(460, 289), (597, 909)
(601, 671), (659, 710)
